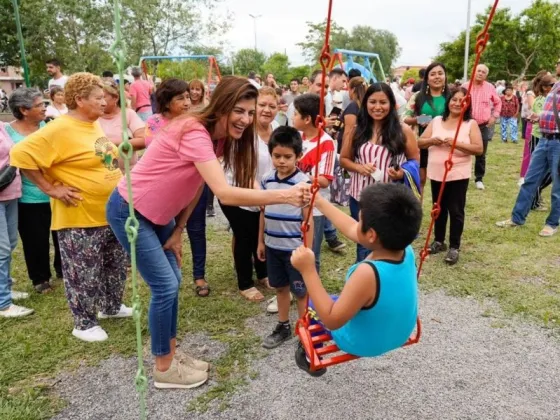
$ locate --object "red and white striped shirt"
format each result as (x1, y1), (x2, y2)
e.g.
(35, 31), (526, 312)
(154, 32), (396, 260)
(462, 81), (502, 125)
(298, 131), (335, 216)
(349, 141), (406, 200)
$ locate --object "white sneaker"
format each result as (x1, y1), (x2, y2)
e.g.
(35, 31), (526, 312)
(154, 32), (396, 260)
(266, 294), (294, 314)
(475, 181), (485, 190)
(266, 296), (278, 314)
(98, 304), (133, 319)
(11, 291), (29, 301)
(0, 304), (34, 318)
(72, 326), (108, 342)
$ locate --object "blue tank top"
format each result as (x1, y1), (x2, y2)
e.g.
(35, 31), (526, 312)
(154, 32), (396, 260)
(331, 245), (418, 357)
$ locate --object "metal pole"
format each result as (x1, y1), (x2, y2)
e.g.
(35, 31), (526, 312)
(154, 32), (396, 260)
(11, 0), (30, 87)
(463, 0), (472, 82)
(249, 14), (261, 51)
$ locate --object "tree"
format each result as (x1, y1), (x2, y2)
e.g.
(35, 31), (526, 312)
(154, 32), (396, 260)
(297, 20), (401, 78)
(435, 0), (560, 81)
(233, 49), (266, 77)
(261, 53), (290, 85)
(288, 65), (312, 82)
(401, 68), (420, 83)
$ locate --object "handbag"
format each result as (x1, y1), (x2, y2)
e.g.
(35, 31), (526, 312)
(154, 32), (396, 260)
(0, 164), (17, 192)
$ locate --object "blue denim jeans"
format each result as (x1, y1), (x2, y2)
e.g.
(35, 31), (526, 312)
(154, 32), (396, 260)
(0, 199), (17, 310)
(323, 218), (337, 242)
(349, 197), (369, 262)
(500, 117), (518, 143)
(512, 138), (560, 228)
(106, 190), (181, 356)
(312, 215), (325, 272)
(187, 185), (208, 280)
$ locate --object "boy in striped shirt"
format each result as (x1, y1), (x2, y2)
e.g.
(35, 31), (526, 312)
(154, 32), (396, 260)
(292, 94), (336, 272)
(258, 126), (314, 349)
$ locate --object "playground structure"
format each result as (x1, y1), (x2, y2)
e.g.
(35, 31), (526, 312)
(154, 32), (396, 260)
(139, 55), (222, 94)
(329, 49), (386, 83)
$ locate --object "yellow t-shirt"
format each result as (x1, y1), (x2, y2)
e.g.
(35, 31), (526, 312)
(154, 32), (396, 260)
(10, 115), (122, 230)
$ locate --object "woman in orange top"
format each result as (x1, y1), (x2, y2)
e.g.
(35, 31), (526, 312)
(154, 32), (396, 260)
(418, 87), (483, 265)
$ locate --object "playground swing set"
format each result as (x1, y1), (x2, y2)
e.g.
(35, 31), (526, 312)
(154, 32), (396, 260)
(139, 54), (222, 98)
(329, 48), (386, 83)
(9, 0), (501, 415)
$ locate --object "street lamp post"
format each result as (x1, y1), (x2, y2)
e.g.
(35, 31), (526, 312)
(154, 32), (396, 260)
(248, 14), (262, 51)
(463, 0), (472, 82)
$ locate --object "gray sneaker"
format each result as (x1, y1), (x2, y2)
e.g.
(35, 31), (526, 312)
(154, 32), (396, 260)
(262, 322), (292, 349)
(153, 358), (208, 389)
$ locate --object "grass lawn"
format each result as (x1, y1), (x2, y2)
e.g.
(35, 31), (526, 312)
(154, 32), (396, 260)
(1, 138), (558, 419)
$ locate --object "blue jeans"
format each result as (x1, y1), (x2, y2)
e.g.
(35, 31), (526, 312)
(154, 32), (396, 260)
(106, 190), (181, 356)
(187, 185), (207, 280)
(312, 215), (325, 272)
(501, 117), (518, 142)
(0, 199), (17, 310)
(512, 138), (560, 228)
(349, 197), (369, 262)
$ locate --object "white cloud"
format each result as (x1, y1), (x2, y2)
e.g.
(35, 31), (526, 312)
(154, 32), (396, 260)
(218, 0), (527, 69)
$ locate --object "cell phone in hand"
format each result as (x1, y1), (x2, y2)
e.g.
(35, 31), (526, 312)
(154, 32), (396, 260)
(329, 106), (342, 117)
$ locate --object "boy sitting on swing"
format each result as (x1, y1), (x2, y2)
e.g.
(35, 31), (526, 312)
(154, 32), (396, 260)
(290, 183), (422, 376)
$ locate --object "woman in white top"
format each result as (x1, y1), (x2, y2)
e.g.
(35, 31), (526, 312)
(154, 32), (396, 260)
(219, 86), (279, 302)
(45, 86), (67, 118)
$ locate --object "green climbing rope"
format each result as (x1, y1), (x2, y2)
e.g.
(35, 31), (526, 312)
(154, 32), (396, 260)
(109, 1), (148, 418)
(11, 0), (30, 87)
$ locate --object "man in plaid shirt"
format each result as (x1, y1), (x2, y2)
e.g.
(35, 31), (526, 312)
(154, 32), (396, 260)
(497, 59), (560, 237)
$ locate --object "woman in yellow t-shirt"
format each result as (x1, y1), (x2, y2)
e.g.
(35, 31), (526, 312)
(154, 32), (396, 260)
(10, 73), (131, 343)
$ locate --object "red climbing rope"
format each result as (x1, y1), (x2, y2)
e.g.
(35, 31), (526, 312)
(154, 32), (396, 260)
(300, 0), (334, 248)
(417, 0), (500, 276)
(296, 0), (500, 372)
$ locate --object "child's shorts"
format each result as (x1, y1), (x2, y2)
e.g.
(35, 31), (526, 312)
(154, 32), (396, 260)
(266, 247), (306, 298)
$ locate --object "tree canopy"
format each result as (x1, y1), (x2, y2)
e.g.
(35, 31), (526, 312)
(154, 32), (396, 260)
(435, 0), (560, 82)
(297, 20), (401, 78)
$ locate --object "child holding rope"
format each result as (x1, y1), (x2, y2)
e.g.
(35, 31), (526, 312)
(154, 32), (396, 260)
(291, 183), (422, 376)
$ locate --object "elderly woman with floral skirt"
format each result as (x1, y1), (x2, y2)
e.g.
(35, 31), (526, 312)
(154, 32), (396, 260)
(10, 73), (131, 341)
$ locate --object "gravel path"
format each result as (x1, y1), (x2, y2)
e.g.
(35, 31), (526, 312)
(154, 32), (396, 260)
(52, 289), (560, 420)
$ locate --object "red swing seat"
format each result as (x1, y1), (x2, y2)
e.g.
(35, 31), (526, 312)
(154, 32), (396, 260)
(295, 316), (422, 371)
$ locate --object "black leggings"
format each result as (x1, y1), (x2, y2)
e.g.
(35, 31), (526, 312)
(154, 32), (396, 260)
(18, 202), (62, 285)
(219, 203), (267, 291)
(431, 179), (469, 250)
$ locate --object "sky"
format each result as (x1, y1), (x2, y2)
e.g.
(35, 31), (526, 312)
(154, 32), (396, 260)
(218, 0), (528, 68)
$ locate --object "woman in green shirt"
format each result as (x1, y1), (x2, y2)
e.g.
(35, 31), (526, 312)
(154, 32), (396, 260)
(403, 62), (449, 197)
(527, 73), (555, 211)
(7, 88), (62, 294)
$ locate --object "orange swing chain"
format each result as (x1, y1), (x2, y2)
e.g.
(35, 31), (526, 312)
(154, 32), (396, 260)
(417, 0), (500, 277)
(300, 0), (334, 247)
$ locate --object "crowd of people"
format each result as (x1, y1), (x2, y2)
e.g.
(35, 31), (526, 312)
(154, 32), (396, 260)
(0, 56), (558, 388)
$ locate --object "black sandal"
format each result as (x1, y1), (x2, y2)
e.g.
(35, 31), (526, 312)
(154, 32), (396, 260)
(194, 281), (210, 297)
(34, 282), (52, 294)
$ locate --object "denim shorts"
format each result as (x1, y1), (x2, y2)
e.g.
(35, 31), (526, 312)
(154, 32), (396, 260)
(265, 246), (306, 298)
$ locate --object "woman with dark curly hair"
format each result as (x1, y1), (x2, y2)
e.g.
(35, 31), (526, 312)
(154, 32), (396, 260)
(145, 78), (210, 297)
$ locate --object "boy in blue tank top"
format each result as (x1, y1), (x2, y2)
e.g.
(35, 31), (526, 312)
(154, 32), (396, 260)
(291, 183), (422, 376)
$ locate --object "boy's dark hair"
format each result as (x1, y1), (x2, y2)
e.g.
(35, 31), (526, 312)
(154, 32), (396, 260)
(293, 93), (320, 127)
(359, 183), (422, 251)
(504, 83), (513, 91)
(348, 68), (362, 80)
(268, 126), (303, 156)
(46, 58), (62, 67)
(290, 77), (300, 84)
(102, 70), (114, 78)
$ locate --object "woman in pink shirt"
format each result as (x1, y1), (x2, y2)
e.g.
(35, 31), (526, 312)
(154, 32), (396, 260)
(106, 76), (309, 390)
(418, 87), (483, 265)
(98, 79), (145, 150)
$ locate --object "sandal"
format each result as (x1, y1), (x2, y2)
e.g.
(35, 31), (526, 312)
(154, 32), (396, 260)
(239, 287), (264, 302)
(194, 280), (210, 297)
(258, 277), (273, 290)
(34, 282), (52, 294)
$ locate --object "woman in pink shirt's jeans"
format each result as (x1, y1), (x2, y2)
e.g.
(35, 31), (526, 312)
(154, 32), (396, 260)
(418, 87), (483, 265)
(106, 76), (309, 390)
